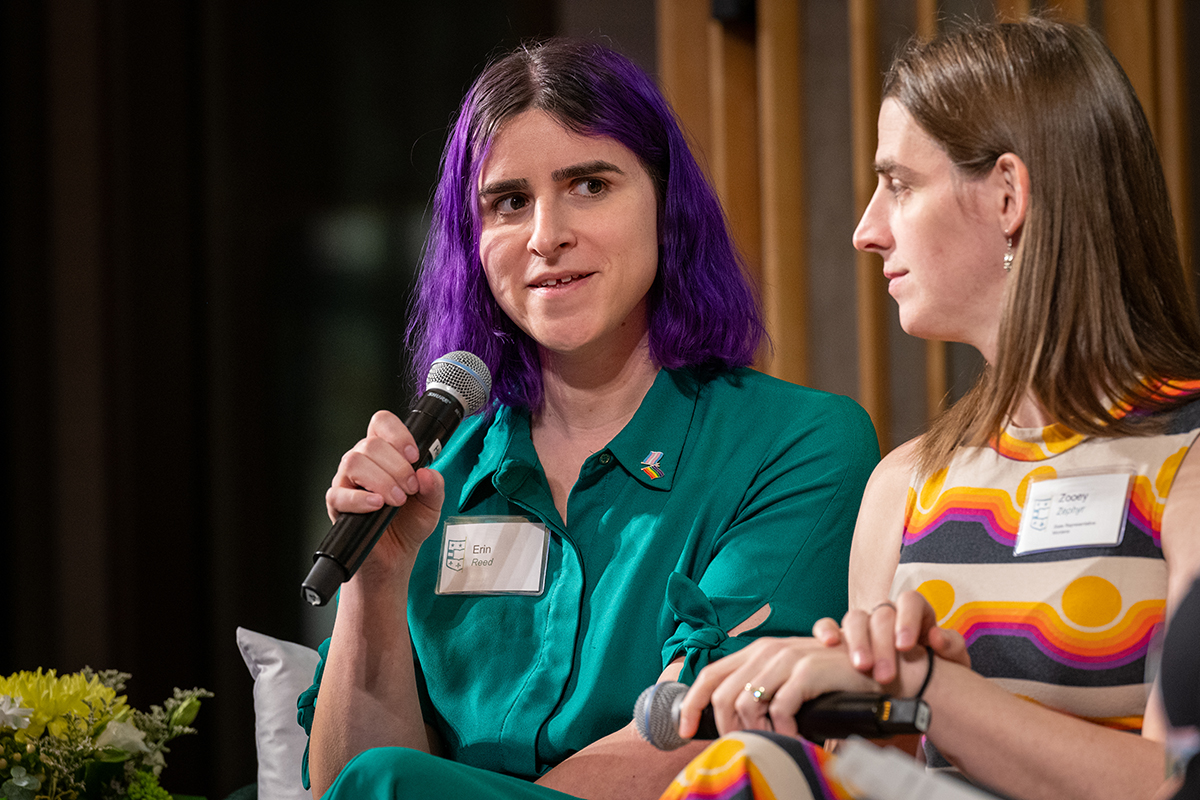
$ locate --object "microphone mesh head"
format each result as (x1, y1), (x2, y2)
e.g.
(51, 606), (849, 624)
(633, 681), (690, 751)
(426, 351), (492, 415)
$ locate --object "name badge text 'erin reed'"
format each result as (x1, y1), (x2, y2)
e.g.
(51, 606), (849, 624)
(436, 516), (549, 596)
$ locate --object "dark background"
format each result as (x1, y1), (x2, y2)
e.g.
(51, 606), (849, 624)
(1, 2), (655, 796)
(4, 2), (1200, 798)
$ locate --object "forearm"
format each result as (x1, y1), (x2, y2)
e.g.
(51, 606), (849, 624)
(911, 654), (1164, 800)
(308, 571), (428, 797)
(535, 722), (706, 800)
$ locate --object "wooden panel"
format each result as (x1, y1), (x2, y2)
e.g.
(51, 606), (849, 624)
(916, 0), (939, 35)
(757, 0), (807, 384)
(850, 0), (890, 450)
(917, 0), (948, 420)
(996, 0), (1032, 19)
(710, 18), (762, 284)
(1105, 0), (1158, 137)
(1046, 0), (1088, 22)
(657, 0), (713, 167)
(1153, 0), (1193, 292)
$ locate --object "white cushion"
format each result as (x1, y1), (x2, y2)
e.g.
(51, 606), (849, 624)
(236, 627), (320, 800)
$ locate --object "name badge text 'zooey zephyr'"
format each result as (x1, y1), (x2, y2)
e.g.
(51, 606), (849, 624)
(436, 516), (549, 595)
(1014, 470), (1134, 556)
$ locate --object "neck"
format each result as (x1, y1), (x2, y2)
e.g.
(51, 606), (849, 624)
(1007, 391), (1055, 428)
(534, 333), (660, 441)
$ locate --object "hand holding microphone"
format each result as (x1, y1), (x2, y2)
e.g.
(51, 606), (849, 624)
(634, 680), (930, 749)
(301, 351), (491, 606)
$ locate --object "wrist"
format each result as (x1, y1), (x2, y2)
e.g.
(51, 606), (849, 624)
(887, 645), (935, 699)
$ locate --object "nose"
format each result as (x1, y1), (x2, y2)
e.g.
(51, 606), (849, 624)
(852, 185), (891, 254)
(528, 198), (575, 259)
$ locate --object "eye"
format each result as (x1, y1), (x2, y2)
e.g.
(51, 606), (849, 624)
(494, 194), (529, 214)
(572, 177), (607, 197)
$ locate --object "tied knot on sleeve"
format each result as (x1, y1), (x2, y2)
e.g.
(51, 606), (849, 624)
(664, 573), (732, 682)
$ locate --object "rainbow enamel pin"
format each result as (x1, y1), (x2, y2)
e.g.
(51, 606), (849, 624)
(641, 451), (664, 479)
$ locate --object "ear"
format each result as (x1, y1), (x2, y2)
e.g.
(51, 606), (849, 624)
(994, 152), (1030, 239)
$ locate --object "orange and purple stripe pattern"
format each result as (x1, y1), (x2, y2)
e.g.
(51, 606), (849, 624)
(660, 734), (851, 800)
(941, 598), (1166, 671)
(903, 463), (1177, 549)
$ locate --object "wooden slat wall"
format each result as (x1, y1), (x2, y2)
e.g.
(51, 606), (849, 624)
(656, 0), (1191, 453)
(849, 0), (890, 450)
(757, 0), (808, 386)
(916, 0), (948, 421)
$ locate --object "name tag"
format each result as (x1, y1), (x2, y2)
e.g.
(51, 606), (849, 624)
(436, 516), (549, 595)
(1014, 470), (1134, 556)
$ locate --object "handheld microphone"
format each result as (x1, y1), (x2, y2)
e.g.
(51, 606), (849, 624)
(633, 680), (930, 749)
(301, 351), (492, 607)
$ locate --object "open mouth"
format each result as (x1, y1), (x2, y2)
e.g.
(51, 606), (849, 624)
(534, 273), (593, 288)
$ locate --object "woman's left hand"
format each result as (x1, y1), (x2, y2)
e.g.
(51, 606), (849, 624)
(677, 637), (883, 739)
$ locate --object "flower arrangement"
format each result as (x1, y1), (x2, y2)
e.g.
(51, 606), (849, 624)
(0, 668), (211, 800)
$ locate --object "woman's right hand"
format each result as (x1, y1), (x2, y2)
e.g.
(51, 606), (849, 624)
(812, 591), (970, 684)
(325, 410), (446, 577)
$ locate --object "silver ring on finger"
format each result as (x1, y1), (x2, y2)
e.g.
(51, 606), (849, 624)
(746, 684), (772, 704)
(871, 600), (897, 614)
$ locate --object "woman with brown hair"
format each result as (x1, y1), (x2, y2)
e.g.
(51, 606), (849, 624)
(670, 16), (1200, 800)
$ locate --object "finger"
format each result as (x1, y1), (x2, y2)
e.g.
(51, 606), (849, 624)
(325, 484), (386, 521)
(729, 650), (797, 733)
(811, 617), (843, 647)
(767, 650), (883, 738)
(895, 591), (940, 651)
(868, 604), (900, 684)
(679, 651), (751, 738)
(840, 608), (874, 673)
(336, 444), (415, 505)
(366, 410), (421, 465)
(413, 467), (445, 508)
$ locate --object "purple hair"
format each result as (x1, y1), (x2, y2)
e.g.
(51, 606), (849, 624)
(406, 38), (764, 410)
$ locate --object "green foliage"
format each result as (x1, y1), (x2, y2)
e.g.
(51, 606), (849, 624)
(0, 670), (212, 800)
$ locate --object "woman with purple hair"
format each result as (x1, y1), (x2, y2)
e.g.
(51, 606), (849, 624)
(299, 38), (877, 800)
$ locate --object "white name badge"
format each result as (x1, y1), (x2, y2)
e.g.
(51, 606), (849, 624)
(436, 516), (549, 596)
(1014, 470), (1135, 556)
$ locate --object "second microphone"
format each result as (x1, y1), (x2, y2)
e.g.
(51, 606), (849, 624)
(634, 680), (931, 749)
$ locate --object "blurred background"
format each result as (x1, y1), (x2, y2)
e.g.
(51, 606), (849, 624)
(4, 0), (1199, 796)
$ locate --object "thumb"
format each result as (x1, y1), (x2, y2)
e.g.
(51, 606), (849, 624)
(927, 626), (970, 668)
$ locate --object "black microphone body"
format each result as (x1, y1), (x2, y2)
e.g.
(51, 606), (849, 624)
(634, 681), (930, 749)
(301, 352), (491, 607)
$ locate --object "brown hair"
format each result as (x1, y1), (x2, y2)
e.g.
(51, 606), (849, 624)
(885, 17), (1200, 474)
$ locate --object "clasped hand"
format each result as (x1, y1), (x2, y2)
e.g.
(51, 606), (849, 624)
(678, 591), (969, 740)
(326, 409), (446, 577)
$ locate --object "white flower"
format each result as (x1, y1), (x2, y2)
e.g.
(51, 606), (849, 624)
(0, 695), (32, 730)
(95, 720), (150, 754)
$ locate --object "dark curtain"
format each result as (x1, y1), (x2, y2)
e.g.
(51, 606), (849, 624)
(1, 2), (555, 796)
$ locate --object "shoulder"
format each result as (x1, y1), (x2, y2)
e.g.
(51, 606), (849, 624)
(865, 437), (921, 502)
(1165, 394), (1200, 435)
(695, 368), (877, 438)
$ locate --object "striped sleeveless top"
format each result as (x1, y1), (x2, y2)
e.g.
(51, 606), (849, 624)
(893, 389), (1200, 767)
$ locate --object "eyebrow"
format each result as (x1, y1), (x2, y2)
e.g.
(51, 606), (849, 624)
(551, 160), (624, 182)
(478, 160), (625, 198)
(478, 177), (528, 197)
(874, 158), (918, 183)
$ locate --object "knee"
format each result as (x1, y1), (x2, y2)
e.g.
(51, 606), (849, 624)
(333, 747), (443, 797)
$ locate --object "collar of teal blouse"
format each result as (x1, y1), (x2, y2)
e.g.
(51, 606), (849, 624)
(451, 367), (701, 514)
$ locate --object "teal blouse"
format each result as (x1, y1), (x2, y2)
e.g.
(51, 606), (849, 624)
(300, 367), (878, 784)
